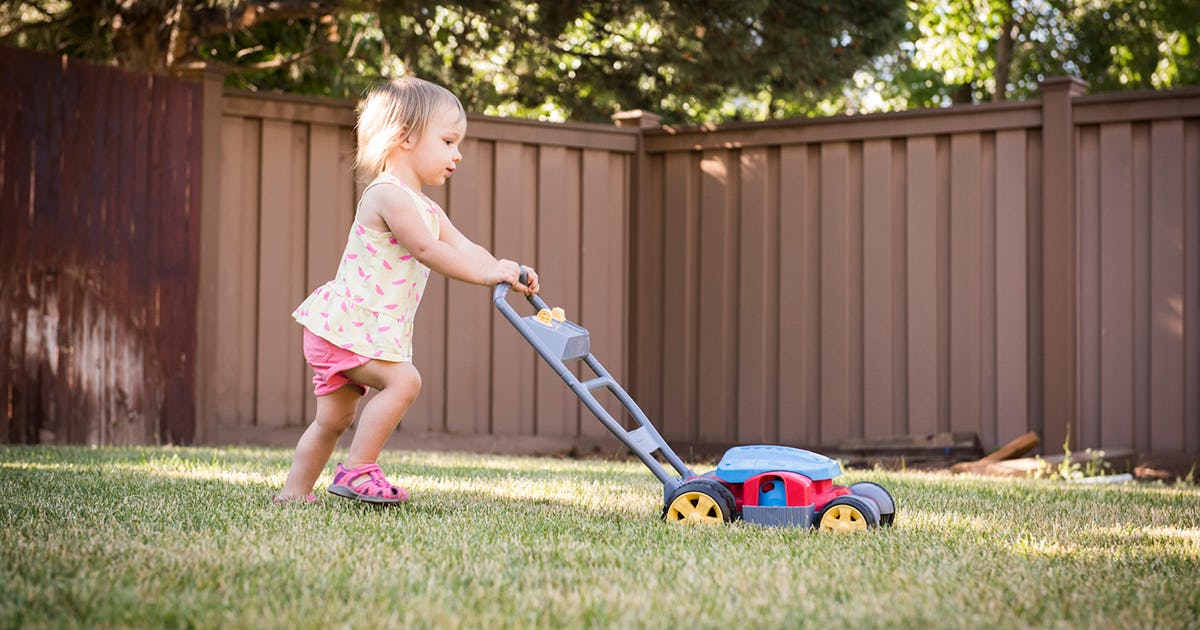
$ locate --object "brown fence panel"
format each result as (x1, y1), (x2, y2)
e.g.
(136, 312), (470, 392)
(639, 104), (1048, 453)
(637, 88), (1200, 459)
(200, 90), (638, 450)
(0, 46), (201, 445)
(1074, 91), (1200, 456)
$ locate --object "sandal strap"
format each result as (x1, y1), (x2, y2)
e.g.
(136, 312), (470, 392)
(337, 463), (404, 498)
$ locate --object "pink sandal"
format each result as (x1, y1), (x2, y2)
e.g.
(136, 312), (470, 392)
(328, 462), (409, 504)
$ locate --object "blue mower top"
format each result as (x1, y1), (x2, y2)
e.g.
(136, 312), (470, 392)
(714, 445), (842, 483)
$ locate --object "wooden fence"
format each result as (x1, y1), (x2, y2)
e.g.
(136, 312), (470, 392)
(0, 46), (202, 445)
(4, 43), (1198, 461)
(195, 77), (639, 451)
(631, 81), (1200, 458)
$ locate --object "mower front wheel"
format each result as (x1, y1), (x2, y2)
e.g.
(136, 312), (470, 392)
(817, 495), (880, 533)
(663, 479), (738, 525)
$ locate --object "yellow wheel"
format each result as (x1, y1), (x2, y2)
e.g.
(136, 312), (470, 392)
(663, 480), (736, 524)
(817, 496), (879, 533)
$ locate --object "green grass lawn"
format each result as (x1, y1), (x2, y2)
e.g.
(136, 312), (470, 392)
(2, 445), (1198, 629)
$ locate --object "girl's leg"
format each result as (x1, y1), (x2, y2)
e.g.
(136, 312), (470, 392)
(340, 360), (422, 469)
(278, 385), (363, 498)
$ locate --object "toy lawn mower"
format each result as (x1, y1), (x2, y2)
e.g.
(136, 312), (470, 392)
(494, 275), (895, 532)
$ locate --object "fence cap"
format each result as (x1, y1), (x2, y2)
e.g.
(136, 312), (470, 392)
(612, 109), (662, 129)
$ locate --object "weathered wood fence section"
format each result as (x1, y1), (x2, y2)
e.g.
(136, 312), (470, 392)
(632, 80), (1200, 458)
(0, 46), (201, 444)
(196, 78), (638, 450)
(4, 42), (1198, 461)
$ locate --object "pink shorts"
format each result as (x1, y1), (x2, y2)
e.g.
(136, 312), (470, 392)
(302, 328), (371, 396)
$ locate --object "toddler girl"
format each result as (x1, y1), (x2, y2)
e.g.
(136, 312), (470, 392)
(275, 77), (539, 504)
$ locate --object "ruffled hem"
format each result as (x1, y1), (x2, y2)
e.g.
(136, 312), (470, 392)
(292, 289), (414, 362)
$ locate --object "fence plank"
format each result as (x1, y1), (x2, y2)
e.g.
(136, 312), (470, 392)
(863, 138), (897, 440)
(906, 136), (939, 436)
(949, 133), (984, 436)
(736, 146), (779, 444)
(1133, 123), (1153, 453)
(535, 145), (582, 436)
(255, 120), (307, 428)
(1077, 126), (1101, 451)
(217, 116), (261, 427)
(633, 153), (666, 430)
(1185, 121), (1200, 456)
(490, 142), (538, 435)
(994, 130), (1029, 445)
(1149, 120), (1186, 453)
(445, 138), (495, 435)
(776, 145), (819, 445)
(1098, 123), (1136, 449)
(580, 149), (627, 440)
(697, 150), (739, 444)
(660, 152), (700, 442)
(820, 142), (855, 444)
(409, 183), (448, 434)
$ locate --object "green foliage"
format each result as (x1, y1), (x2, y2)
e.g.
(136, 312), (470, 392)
(2, 445), (1199, 627)
(1028, 431), (1114, 481)
(826, 0), (1200, 113)
(1, 0), (907, 123)
(4, 1), (1198, 121)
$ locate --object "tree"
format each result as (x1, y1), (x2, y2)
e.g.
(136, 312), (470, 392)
(831, 0), (1200, 113)
(1, 0), (907, 123)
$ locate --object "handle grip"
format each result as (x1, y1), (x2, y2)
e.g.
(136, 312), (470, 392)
(493, 265), (548, 312)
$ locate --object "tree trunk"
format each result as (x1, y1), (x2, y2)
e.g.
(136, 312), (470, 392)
(993, 11), (1016, 101)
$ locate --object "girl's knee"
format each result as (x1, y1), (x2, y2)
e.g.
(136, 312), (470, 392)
(316, 407), (356, 434)
(382, 363), (421, 394)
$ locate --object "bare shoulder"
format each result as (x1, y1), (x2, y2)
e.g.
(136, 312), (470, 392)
(356, 182), (417, 233)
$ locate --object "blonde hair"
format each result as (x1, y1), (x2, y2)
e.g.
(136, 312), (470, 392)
(354, 77), (466, 181)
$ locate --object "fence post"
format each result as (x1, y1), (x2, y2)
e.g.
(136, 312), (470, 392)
(1039, 77), (1087, 454)
(611, 110), (660, 403)
(192, 69), (226, 445)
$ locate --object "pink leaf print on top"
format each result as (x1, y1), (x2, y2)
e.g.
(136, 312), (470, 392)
(381, 260), (392, 271)
(392, 279), (406, 286)
(399, 255), (413, 262)
(375, 284), (385, 295)
(365, 243), (378, 255)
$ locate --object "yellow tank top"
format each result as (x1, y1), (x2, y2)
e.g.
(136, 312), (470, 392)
(292, 173), (440, 362)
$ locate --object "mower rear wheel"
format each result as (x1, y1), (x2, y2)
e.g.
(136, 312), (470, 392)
(849, 481), (896, 526)
(817, 495), (879, 533)
(663, 479), (737, 525)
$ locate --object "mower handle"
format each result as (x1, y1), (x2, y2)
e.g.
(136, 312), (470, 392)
(493, 265), (548, 312)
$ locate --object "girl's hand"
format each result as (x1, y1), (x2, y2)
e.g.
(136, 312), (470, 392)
(485, 260), (539, 295)
(485, 259), (523, 287)
(517, 266), (540, 296)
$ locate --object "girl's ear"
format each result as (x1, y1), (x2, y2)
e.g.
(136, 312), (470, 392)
(398, 124), (414, 148)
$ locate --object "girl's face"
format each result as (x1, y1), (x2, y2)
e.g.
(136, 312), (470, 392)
(404, 106), (466, 186)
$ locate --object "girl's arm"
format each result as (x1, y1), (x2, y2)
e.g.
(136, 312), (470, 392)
(367, 186), (537, 292)
(435, 206), (540, 294)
